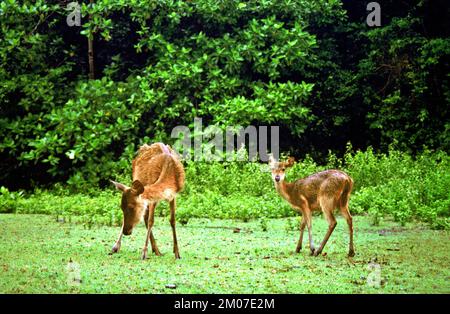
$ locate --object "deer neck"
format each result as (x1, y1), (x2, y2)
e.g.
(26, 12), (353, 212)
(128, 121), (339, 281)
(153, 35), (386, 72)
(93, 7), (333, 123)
(275, 180), (295, 203)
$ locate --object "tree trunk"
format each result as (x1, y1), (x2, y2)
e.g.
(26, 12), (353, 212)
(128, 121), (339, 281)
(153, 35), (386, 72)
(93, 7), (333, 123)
(88, 0), (95, 80)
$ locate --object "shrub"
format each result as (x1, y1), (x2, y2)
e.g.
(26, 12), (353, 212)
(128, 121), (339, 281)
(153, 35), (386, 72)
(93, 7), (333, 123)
(8, 149), (450, 230)
(0, 187), (24, 213)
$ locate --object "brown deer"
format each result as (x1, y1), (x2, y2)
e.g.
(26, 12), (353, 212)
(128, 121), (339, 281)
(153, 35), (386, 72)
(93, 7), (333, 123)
(110, 142), (185, 259)
(269, 156), (355, 257)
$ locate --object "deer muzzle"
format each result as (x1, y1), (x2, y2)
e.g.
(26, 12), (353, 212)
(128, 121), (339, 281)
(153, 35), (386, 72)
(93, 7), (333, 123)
(123, 228), (132, 236)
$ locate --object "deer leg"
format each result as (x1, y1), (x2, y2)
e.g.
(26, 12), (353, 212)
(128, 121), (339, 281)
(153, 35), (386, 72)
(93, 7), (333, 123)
(296, 215), (307, 253)
(150, 231), (161, 256)
(144, 202), (161, 256)
(314, 201), (337, 256)
(142, 203), (156, 260)
(304, 210), (315, 255)
(169, 199), (180, 259)
(340, 206), (355, 257)
(111, 224), (123, 254)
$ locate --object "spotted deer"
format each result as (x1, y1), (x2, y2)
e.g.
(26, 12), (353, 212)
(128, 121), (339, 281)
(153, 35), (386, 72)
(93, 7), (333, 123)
(110, 143), (185, 259)
(269, 156), (355, 257)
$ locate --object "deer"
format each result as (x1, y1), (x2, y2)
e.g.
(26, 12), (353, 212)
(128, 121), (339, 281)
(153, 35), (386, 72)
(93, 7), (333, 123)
(268, 156), (355, 257)
(110, 142), (185, 260)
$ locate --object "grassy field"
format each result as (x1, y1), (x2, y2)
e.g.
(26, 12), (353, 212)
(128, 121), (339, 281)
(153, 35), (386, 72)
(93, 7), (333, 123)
(0, 213), (448, 293)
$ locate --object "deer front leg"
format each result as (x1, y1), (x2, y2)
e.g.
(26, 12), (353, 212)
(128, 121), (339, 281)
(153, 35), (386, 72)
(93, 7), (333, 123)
(144, 202), (162, 256)
(295, 215), (306, 253)
(149, 232), (161, 256)
(111, 224), (123, 254)
(142, 204), (156, 260)
(169, 199), (180, 259)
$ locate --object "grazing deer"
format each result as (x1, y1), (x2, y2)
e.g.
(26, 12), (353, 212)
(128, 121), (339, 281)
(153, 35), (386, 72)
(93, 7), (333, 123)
(110, 142), (185, 259)
(269, 156), (355, 257)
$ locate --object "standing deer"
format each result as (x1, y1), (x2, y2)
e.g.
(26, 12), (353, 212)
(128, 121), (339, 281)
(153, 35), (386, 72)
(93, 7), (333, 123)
(269, 156), (355, 257)
(110, 142), (185, 259)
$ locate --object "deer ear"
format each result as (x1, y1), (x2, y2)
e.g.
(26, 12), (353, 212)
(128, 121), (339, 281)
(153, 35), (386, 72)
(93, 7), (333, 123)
(131, 180), (144, 195)
(268, 155), (277, 167)
(286, 157), (295, 167)
(110, 180), (128, 192)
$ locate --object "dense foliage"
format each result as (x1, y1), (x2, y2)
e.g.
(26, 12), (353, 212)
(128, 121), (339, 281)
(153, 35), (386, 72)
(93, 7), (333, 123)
(0, 0), (449, 189)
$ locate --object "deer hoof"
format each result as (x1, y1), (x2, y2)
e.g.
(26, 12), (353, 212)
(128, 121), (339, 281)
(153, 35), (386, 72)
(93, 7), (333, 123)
(313, 249), (322, 257)
(348, 250), (355, 257)
(142, 251), (148, 260)
(110, 244), (120, 254)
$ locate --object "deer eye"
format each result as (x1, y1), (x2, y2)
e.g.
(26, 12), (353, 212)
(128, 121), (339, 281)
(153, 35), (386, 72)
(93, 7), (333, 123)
(281, 168), (285, 171)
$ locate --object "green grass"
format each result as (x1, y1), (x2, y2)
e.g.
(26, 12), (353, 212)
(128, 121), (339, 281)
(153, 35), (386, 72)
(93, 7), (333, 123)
(0, 214), (449, 293)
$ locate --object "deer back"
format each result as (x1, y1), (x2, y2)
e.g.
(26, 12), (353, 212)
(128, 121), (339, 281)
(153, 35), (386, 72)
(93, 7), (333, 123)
(293, 170), (352, 210)
(132, 143), (185, 197)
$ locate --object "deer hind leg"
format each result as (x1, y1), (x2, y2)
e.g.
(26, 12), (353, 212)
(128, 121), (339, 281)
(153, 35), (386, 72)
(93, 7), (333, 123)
(296, 213), (307, 253)
(142, 202), (156, 260)
(169, 199), (181, 259)
(144, 202), (161, 256)
(314, 198), (337, 257)
(340, 204), (355, 257)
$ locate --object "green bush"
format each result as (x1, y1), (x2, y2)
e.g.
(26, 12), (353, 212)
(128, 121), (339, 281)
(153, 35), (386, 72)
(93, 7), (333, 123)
(0, 186), (24, 213)
(11, 149), (450, 230)
(346, 149), (450, 228)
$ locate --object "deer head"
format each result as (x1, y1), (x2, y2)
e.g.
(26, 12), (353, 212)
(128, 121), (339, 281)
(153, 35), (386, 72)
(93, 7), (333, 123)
(268, 156), (295, 183)
(110, 180), (147, 235)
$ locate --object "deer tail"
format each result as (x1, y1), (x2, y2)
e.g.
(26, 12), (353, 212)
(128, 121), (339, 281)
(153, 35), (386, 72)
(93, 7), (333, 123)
(159, 143), (171, 155)
(340, 176), (353, 209)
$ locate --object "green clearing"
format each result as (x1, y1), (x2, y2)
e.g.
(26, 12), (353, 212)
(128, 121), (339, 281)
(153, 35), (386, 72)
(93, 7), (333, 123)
(1, 214), (448, 294)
